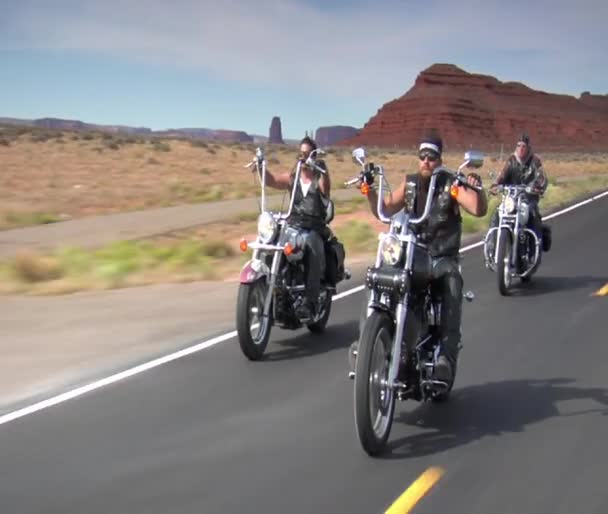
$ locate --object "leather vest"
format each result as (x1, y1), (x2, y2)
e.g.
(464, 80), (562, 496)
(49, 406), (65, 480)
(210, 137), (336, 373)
(288, 174), (327, 231)
(407, 173), (461, 258)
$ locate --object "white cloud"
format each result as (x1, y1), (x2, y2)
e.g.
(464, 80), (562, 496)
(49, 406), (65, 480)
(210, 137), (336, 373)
(2, 0), (607, 101)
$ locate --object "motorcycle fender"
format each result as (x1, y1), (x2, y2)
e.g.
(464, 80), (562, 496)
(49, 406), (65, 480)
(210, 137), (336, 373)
(239, 259), (270, 284)
(367, 301), (395, 321)
(495, 225), (513, 264)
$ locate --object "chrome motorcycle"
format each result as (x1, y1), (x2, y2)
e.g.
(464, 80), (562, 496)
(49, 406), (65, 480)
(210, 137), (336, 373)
(236, 148), (348, 360)
(483, 184), (542, 295)
(345, 148), (482, 456)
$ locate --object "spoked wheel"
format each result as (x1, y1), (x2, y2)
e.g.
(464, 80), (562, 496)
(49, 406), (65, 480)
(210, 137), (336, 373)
(307, 291), (332, 333)
(236, 280), (272, 360)
(497, 229), (513, 296)
(354, 312), (396, 456)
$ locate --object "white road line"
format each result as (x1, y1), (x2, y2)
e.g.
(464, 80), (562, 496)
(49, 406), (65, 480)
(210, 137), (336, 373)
(1, 189), (606, 426)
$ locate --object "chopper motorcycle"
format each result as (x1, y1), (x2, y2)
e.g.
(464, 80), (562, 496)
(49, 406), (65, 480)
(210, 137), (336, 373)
(236, 147), (349, 360)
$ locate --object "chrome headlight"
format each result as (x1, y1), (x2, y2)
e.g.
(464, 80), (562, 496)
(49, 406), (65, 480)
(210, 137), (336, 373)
(380, 234), (402, 266)
(503, 195), (516, 214)
(518, 201), (530, 225)
(257, 212), (277, 243)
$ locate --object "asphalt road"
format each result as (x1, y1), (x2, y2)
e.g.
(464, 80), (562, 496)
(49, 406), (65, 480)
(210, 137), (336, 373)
(1, 197), (607, 514)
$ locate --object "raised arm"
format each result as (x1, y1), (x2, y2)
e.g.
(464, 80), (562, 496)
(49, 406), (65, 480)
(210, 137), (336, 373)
(364, 178), (406, 219)
(257, 166), (292, 191)
(454, 173), (488, 217)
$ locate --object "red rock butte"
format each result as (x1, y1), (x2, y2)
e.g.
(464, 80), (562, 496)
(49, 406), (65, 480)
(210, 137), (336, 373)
(340, 64), (608, 152)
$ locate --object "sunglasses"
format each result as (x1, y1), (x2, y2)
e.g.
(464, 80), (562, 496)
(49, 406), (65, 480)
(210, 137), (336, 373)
(419, 151), (439, 162)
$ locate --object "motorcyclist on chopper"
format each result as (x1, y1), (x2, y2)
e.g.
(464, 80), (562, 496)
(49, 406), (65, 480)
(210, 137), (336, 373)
(358, 132), (488, 383)
(487, 132), (551, 255)
(254, 135), (330, 319)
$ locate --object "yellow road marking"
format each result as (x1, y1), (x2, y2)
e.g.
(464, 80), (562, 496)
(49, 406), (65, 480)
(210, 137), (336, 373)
(593, 283), (608, 296)
(385, 466), (445, 514)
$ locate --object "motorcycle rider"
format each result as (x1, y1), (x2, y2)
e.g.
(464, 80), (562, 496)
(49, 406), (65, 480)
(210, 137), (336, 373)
(358, 132), (487, 383)
(487, 132), (550, 255)
(256, 136), (330, 319)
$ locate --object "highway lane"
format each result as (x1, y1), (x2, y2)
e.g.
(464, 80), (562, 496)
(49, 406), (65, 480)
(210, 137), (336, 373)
(0, 197), (606, 514)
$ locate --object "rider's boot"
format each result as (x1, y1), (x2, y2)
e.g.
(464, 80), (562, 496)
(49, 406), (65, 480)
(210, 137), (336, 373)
(295, 297), (315, 320)
(434, 354), (454, 383)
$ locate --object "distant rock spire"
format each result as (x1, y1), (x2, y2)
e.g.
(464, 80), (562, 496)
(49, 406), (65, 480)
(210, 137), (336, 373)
(268, 116), (284, 144)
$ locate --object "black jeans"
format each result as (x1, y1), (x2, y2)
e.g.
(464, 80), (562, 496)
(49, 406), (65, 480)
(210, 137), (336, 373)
(301, 229), (326, 305)
(430, 256), (463, 365)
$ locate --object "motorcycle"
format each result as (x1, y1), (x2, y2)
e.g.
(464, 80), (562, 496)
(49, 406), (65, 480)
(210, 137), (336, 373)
(345, 148), (482, 456)
(236, 147), (349, 361)
(483, 184), (543, 295)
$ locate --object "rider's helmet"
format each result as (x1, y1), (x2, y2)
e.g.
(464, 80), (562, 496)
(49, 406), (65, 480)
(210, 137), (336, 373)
(517, 132), (530, 146)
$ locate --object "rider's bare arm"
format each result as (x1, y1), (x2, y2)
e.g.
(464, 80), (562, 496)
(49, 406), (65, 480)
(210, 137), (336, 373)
(455, 185), (487, 217)
(262, 169), (292, 191)
(365, 180), (406, 219)
(319, 172), (331, 198)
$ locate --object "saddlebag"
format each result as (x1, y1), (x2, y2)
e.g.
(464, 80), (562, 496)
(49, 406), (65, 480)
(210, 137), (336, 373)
(325, 236), (345, 285)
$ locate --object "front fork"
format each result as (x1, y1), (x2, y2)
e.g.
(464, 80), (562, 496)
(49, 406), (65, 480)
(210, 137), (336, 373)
(388, 300), (408, 388)
(261, 250), (282, 319)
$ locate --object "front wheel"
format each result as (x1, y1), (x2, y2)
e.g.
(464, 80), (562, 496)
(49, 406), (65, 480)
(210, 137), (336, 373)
(497, 229), (513, 296)
(354, 311), (396, 456)
(236, 280), (272, 360)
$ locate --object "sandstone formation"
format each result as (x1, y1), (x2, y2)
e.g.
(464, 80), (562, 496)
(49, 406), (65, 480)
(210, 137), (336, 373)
(341, 64), (608, 152)
(315, 126), (359, 146)
(268, 116), (284, 144)
(0, 117), (253, 142)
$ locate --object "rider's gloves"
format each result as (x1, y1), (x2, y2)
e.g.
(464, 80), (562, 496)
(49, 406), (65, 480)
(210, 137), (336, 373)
(466, 172), (482, 188)
(361, 163), (375, 186)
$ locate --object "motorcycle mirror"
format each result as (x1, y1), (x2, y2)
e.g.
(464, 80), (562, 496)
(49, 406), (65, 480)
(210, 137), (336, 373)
(464, 150), (484, 169)
(352, 147), (366, 165)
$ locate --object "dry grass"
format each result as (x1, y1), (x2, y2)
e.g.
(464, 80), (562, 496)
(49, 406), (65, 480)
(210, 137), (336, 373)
(2, 168), (607, 296)
(1, 125), (606, 230)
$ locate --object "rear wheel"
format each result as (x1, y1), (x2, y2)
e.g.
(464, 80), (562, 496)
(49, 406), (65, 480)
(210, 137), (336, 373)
(354, 312), (396, 456)
(236, 280), (272, 360)
(497, 229), (512, 296)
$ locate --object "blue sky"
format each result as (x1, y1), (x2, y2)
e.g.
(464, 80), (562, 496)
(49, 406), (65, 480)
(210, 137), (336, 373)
(1, 0), (607, 139)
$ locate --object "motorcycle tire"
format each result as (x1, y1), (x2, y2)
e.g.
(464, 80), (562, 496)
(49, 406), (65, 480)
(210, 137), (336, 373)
(236, 280), (272, 360)
(354, 311), (396, 457)
(497, 228), (513, 296)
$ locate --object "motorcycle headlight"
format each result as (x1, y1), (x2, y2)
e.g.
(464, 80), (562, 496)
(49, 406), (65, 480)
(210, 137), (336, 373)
(504, 196), (516, 214)
(518, 201), (530, 225)
(380, 234), (402, 266)
(257, 212), (277, 243)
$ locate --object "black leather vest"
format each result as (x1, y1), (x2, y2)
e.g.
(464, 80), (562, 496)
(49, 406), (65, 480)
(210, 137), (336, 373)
(407, 173), (461, 257)
(288, 174), (327, 230)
